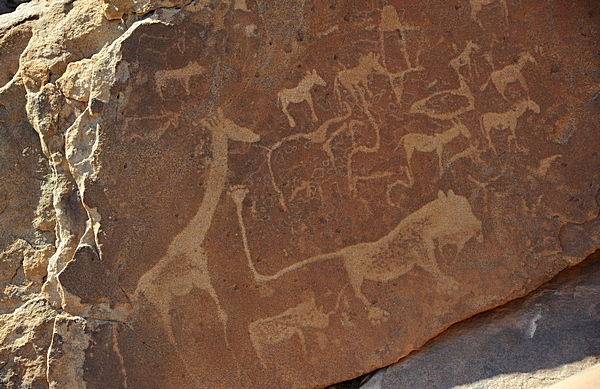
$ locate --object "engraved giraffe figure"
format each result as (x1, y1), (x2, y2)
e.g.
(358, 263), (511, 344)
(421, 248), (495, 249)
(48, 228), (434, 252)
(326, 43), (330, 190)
(469, 0), (508, 28)
(481, 52), (536, 100)
(135, 109), (260, 344)
(278, 69), (327, 127)
(398, 118), (472, 184)
(449, 40), (480, 78)
(480, 99), (540, 154)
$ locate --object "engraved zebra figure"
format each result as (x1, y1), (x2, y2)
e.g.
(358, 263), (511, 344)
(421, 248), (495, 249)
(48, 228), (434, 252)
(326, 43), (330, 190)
(481, 52), (536, 100)
(278, 69), (327, 127)
(480, 99), (540, 154)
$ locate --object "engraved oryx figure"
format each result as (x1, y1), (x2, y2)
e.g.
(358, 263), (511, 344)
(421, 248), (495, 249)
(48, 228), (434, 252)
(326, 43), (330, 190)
(278, 69), (327, 127)
(135, 109), (260, 344)
(481, 52), (536, 100)
(480, 99), (540, 154)
(397, 118), (472, 183)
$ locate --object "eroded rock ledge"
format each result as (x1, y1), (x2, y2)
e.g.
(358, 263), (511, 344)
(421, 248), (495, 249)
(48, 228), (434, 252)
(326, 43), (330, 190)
(0, 0), (599, 388)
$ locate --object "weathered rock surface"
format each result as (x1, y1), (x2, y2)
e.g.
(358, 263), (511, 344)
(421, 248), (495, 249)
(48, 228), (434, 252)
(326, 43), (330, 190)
(360, 249), (600, 389)
(0, 0), (599, 388)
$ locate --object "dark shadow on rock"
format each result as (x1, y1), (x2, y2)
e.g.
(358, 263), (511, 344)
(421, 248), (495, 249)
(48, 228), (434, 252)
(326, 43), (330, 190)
(0, 0), (30, 15)
(359, 249), (600, 388)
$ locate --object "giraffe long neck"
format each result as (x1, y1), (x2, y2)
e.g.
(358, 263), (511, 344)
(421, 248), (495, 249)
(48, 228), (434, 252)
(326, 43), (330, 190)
(299, 78), (314, 93)
(173, 130), (229, 249)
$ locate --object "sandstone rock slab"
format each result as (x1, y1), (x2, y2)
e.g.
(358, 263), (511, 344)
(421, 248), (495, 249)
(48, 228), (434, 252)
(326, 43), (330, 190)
(1, 0), (600, 388)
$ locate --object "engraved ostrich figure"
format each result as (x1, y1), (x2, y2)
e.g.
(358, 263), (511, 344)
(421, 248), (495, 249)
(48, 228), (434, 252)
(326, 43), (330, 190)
(397, 118), (472, 184)
(278, 69), (327, 127)
(480, 99), (540, 154)
(135, 109), (260, 344)
(480, 52), (536, 100)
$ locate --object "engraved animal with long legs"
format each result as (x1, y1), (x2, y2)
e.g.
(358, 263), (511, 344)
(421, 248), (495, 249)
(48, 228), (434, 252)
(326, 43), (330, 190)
(278, 69), (327, 127)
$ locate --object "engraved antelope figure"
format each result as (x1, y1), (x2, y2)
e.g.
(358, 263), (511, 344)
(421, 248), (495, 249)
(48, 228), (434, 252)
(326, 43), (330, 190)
(135, 109), (260, 345)
(449, 41), (480, 78)
(469, 0), (508, 28)
(278, 69), (327, 127)
(334, 52), (387, 107)
(398, 118), (472, 183)
(249, 297), (330, 368)
(481, 52), (536, 100)
(155, 61), (205, 99)
(480, 99), (540, 154)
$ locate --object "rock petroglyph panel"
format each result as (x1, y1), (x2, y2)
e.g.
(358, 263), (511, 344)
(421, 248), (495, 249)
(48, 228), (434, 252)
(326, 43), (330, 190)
(3, 0), (599, 388)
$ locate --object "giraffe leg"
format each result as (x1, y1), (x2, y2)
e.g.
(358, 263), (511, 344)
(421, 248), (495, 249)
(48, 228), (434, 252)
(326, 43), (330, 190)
(282, 103), (296, 127)
(307, 97), (318, 122)
(437, 146), (444, 178)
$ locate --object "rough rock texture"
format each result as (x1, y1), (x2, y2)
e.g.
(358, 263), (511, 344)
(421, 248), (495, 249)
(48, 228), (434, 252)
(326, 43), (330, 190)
(360, 249), (600, 389)
(0, 0), (599, 388)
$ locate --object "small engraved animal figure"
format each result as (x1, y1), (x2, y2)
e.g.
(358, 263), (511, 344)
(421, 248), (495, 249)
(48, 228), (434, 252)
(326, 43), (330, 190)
(469, 0), (508, 28)
(155, 61), (205, 99)
(249, 297), (330, 367)
(480, 52), (536, 100)
(480, 99), (540, 154)
(398, 118), (472, 182)
(410, 76), (475, 120)
(334, 52), (387, 106)
(449, 41), (480, 78)
(277, 69), (327, 127)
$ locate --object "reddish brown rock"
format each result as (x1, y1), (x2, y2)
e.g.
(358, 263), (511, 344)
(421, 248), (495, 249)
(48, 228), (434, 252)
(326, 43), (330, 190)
(1, 0), (599, 388)
(359, 249), (600, 389)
